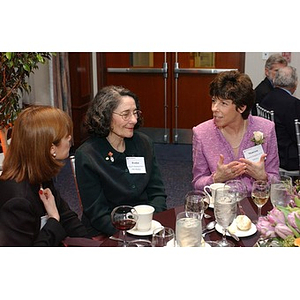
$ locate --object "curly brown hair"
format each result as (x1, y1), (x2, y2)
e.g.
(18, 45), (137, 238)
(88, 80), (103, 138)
(84, 85), (143, 137)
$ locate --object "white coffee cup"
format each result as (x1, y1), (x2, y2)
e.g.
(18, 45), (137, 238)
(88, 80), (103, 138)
(134, 205), (155, 231)
(204, 183), (229, 205)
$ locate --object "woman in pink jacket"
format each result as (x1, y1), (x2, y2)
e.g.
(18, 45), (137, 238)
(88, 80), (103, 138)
(192, 70), (280, 195)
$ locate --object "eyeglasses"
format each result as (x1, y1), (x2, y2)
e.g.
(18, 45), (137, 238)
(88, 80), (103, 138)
(112, 110), (142, 121)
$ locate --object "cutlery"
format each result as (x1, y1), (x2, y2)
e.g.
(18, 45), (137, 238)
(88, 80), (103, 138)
(228, 230), (240, 241)
(202, 228), (216, 237)
(202, 220), (216, 237)
(204, 213), (212, 219)
(109, 236), (125, 242)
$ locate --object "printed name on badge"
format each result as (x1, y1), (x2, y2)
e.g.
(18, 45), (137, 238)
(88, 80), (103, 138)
(243, 144), (264, 163)
(126, 157), (146, 174)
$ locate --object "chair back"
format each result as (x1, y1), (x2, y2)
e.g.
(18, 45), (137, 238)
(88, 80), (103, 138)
(256, 103), (275, 122)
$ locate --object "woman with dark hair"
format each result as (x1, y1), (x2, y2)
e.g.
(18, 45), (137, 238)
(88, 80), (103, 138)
(192, 71), (280, 195)
(75, 85), (167, 237)
(0, 106), (87, 246)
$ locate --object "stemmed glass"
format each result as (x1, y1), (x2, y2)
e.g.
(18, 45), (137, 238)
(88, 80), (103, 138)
(225, 180), (247, 215)
(111, 205), (138, 247)
(270, 175), (292, 207)
(251, 180), (270, 223)
(184, 190), (210, 219)
(214, 186), (237, 247)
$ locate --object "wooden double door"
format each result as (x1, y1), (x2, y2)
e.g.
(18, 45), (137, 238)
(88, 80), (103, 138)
(69, 52), (245, 148)
(100, 52), (245, 144)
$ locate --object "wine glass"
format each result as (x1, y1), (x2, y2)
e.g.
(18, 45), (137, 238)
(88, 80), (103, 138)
(251, 180), (270, 223)
(111, 205), (138, 247)
(184, 190), (210, 219)
(225, 180), (247, 215)
(214, 186), (237, 247)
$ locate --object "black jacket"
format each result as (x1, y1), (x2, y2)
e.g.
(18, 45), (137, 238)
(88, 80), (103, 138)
(261, 87), (300, 170)
(0, 179), (87, 246)
(252, 77), (274, 115)
(75, 131), (167, 236)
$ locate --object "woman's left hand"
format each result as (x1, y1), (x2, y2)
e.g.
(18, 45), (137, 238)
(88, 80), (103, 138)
(239, 154), (268, 181)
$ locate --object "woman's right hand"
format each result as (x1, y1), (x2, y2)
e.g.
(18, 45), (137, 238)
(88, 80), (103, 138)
(39, 188), (60, 222)
(213, 154), (246, 182)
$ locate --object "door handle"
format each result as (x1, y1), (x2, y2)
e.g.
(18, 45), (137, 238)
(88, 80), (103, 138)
(107, 67), (165, 74)
(174, 67), (237, 74)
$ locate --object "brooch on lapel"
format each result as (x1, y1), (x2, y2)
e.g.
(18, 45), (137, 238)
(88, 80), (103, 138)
(105, 151), (114, 162)
(251, 131), (265, 145)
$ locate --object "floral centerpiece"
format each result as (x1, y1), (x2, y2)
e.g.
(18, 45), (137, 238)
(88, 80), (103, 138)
(256, 180), (300, 247)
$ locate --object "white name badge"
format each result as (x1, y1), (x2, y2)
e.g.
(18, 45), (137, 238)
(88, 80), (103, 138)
(243, 144), (264, 163)
(126, 157), (146, 174)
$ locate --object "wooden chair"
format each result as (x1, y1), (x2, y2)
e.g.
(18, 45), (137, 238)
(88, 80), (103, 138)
(279, 119), (300, 177)
(256, 103), (275, 122)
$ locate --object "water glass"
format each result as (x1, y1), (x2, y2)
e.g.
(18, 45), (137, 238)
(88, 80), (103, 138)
(184, 190), (209, 219)
(175, 211), (202, 247)
(214, 187), (237, 247)
(152, 227), (175, 247)
(270, 179), (292, 207)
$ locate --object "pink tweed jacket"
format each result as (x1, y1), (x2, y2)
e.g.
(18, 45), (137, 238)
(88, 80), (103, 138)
(192, 115), (280, 195)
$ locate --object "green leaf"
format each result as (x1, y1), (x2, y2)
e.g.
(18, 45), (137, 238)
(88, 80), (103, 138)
(277, 205), (291, 219)
(5, 52), (12, 60)
(294, 196), (300, 208)
(23, 64), (30, 72)
(295, 214), (300, 232)
(287, 223), (300, 238)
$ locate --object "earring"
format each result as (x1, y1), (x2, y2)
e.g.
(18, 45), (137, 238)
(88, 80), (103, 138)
(52, 152), (57, 158)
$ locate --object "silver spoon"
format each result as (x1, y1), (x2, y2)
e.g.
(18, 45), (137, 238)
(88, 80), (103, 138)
(228, 230), (240, 241)
(109, 236), (125, 242)
(202, 220), (216, 237)
(204, 213), (212, 219)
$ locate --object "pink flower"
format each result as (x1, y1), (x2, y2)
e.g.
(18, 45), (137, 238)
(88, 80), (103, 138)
(287, 211), (300, 232)
(256, 217), (276, 238)
(274, 223), (293, 239)
(266, 207), (285, 225)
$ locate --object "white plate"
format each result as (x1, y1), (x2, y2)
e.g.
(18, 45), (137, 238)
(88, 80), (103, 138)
(215, 219), (257, 238)
(127, 220), (162, 236)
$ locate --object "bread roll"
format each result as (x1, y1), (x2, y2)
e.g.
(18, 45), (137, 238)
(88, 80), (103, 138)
(236, 215), (251, 231)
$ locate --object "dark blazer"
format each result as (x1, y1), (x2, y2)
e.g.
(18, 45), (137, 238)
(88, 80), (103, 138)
(0, 179), (87, 246)
(252, 77), (274, 115)
(75, 131), (167, 237)
(261, 87), (300, 170)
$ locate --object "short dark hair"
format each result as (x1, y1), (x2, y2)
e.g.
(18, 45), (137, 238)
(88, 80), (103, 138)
(209, 70), (255, 119)
(85, 85), (143, 137)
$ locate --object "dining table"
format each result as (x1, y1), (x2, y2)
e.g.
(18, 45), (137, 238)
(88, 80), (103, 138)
(63, 196), (273, 247)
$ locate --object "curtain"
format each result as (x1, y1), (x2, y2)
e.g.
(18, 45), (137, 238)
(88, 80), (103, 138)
(51, 52), (72, 117)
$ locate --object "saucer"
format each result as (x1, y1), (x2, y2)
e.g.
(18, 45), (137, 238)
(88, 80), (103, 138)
(127, 220), (162, 236)
(215, 219), (257, 237)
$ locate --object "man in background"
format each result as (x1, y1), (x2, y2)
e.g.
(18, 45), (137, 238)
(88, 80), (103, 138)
(252, 53), (287, 115)
(261, 66), (300, 171)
